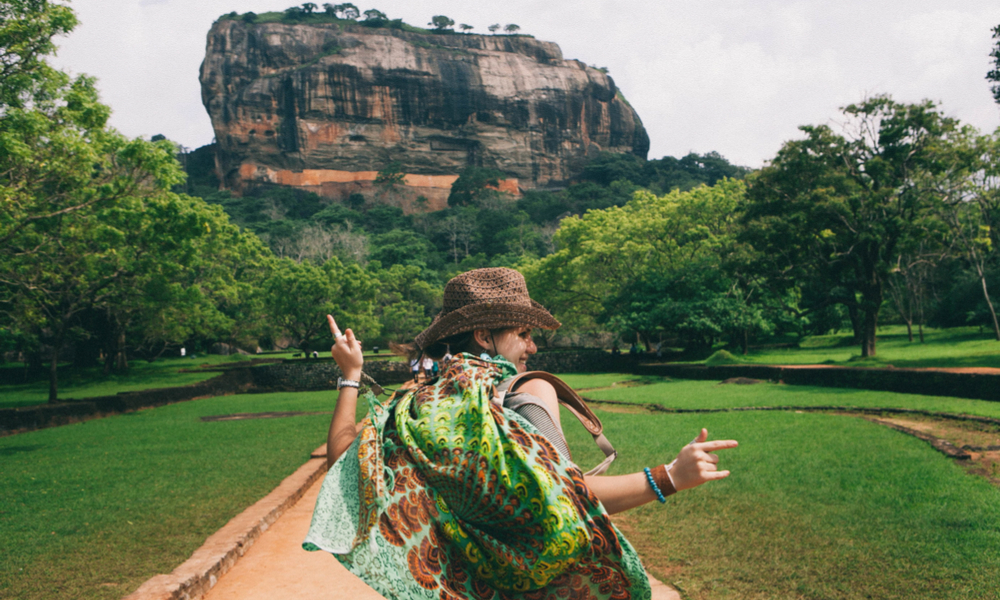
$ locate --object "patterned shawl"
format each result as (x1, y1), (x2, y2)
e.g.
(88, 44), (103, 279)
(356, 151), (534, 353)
(304, 353), (650, 600)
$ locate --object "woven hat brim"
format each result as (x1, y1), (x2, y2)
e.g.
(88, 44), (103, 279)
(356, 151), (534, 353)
(415, 300), (560, 350)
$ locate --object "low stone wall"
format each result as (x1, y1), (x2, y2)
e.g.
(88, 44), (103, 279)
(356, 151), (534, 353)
(635, 363), (1000, 403)
(245, 358), (411, 392)
(12, 352), (996, 435)
(1, 370), (254, 434)
(526, 349), (636, 374)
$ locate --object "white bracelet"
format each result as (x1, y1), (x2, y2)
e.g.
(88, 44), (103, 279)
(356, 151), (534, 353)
(337, 377), (360, 389)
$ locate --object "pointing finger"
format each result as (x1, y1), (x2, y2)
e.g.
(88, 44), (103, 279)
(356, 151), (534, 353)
(327, 315), (343, 339)
(696, 440), (739, 452)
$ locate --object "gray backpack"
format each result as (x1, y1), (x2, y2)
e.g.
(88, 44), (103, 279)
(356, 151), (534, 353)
(495, 371), (617, 476)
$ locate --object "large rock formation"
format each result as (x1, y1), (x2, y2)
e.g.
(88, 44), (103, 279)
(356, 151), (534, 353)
(200, 18), (648, 208)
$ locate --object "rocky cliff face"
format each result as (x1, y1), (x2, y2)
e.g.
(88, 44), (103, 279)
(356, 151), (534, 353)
(200, 19), (648, 206)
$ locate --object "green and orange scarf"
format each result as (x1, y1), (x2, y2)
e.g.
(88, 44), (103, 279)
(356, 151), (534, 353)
(304, 353), (650, 600)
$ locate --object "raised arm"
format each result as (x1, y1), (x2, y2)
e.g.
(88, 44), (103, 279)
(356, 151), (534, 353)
(326, 314), (364, 467)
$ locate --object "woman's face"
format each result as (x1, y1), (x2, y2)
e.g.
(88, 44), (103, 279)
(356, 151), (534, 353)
(477, 325), (537, 372)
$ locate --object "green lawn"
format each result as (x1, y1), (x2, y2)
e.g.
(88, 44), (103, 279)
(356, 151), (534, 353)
(583, 377), (1000, 420)
(0, 352), (405, 410)
(729, 325), (1000, 369)
(5, 374), (1000, 599)
(562, 405), (1000, 599)
(0, 390), (349, 600)
(0, 354), (280, 409)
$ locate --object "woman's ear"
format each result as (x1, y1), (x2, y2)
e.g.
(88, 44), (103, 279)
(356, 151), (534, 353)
(471, 328), (490, 351)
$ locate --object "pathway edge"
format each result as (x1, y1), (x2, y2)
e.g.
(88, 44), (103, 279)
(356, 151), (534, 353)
(122, 444), (328, 600)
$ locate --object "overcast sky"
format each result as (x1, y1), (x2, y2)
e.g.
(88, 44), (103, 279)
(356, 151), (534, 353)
(50, 0), (1000, 168)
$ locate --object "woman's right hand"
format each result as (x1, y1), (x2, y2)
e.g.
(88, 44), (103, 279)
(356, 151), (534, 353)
(668, 428), (738, 491)
(328, 314), (363, 380)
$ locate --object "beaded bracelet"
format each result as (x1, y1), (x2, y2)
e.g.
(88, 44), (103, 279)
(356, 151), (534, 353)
(644, 466), (667, 504)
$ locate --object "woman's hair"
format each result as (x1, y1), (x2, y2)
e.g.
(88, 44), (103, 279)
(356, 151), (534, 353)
(392, 328), (512, 361)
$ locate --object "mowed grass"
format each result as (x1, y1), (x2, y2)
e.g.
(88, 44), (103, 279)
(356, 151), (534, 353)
(562, 406), (1000, 599)
(0, 355), (252, 409)
(583, 377), (1000, 420)
(0, 390), (355, 600)
(6, 371), (1000, 599)
(0, 352), (404, 409)
(734, 325), (1000, 369)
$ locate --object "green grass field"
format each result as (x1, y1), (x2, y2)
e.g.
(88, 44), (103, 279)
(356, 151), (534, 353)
(0, 358), (228, 409)
(562, 407), (1000, 599)
(582, 377), (1000, 420)
(4, 373), (999, 599)
(0, 390), (356, 600)
(725, 325), (1000, 369)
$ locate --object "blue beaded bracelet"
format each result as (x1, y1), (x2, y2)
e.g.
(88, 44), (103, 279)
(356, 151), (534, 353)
(644, 466), (667, 504)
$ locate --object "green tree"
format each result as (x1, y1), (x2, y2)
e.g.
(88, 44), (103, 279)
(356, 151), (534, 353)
(523, 179), (763, 350)
(335, 3), (359, 19)
(429, 15), (454, 31)
(260, 257), (378, 351)
(504, 24), (520, 34)
(0, 0), (77, 109)
(363, 9), (386, 22)
(368, 263), (441, 345)
(375, 160), (405, 187)
(488, 23), (500, 34)
(459, 24), (473, 33)
(0, 1), (200, 401)
(301, 2), (317, 14)
(939, 129), (1000, 340)
(988, 24), (1000, 105)
(744, 96), (966, 357)
(447, 166), (506, 207)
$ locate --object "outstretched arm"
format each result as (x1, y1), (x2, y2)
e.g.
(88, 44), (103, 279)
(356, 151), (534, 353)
(586, 429), (737, 514)
(517, 379), (737, 514)
(326, 314), (364, 467)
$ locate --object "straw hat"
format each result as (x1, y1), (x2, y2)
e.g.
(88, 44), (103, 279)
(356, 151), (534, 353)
(414, 268), (560, 350)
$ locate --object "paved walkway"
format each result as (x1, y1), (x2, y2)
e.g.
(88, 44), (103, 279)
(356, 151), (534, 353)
(202, 467), (679, 600)
(202, 476), (384, 600)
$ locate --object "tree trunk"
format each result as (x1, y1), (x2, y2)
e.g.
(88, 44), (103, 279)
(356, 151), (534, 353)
(846, 303), (862, 343)
(861, 306), (878, 357)
(48, 334), (63, 404)
(980, 273), (1000, 342)
(742, 328), (749, 355)
(904, 320), (913, 343)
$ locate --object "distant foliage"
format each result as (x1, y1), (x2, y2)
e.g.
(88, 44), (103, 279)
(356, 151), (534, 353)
(447, 166), (507, 207)
(429, 15), (454, 31)
(989, 24), (1000, 104)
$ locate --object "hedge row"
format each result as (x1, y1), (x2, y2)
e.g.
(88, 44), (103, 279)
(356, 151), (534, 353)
(635, 363), (1000, 403)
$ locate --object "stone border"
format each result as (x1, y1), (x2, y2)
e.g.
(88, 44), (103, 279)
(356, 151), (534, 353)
(862, 417), (972, 460)
(123, 445), (328, 600)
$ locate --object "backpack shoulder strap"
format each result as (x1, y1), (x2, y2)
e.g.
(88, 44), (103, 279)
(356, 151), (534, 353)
(498, 371), (617, 476)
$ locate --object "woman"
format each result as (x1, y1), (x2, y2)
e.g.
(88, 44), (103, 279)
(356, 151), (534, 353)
(304, 268), (737, 600)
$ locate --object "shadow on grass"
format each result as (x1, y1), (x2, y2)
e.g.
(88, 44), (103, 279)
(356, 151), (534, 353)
(0, 445), (45, 456)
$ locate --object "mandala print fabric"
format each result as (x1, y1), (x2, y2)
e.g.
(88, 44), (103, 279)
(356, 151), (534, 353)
(304, 354), (651, 600)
